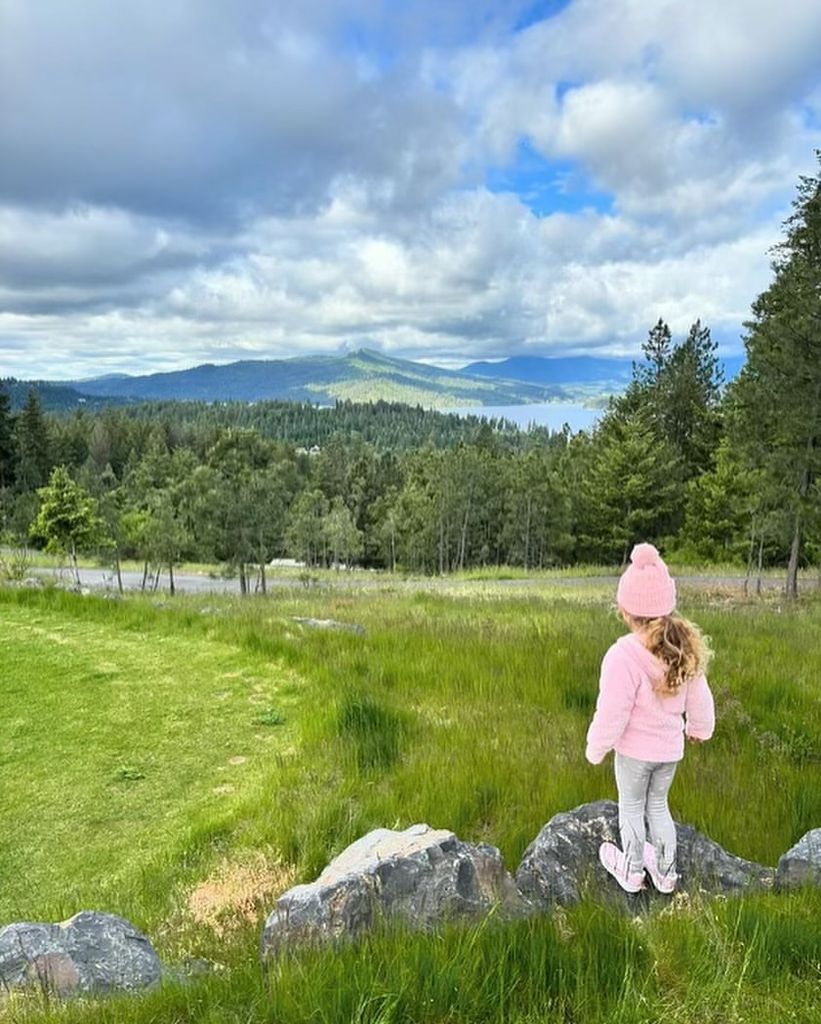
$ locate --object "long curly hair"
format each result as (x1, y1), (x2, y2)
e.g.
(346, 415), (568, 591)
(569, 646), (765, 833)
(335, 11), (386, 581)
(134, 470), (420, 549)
(626, 612), (712, 695)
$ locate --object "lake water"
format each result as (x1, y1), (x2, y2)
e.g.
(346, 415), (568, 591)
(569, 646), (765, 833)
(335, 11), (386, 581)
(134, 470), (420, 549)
(443, 402), (600, 433)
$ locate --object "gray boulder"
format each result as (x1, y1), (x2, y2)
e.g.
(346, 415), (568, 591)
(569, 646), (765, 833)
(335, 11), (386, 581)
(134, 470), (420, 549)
(261, 823), (527, 958)
(516, 800), (775, 910)
(0, 911), (162, 999)
(776, 828), (821, 889)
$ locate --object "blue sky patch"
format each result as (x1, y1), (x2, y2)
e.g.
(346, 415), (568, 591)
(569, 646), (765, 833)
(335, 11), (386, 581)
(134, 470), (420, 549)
(513, 0), (574, 33)
(485, 143), (614, 216)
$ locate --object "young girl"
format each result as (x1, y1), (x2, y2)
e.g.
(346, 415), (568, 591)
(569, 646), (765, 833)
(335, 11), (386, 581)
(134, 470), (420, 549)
(585, 543), (715, 893)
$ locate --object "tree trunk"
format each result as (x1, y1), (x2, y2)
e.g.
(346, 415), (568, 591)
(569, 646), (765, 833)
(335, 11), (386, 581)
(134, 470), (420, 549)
(141, 559), (149, 591)
(70, 540), (80, 586)
(786, 394), (820, 599)
(786, 514), (801, 599)
(259, 561), (267, 595)
(239, 564), (247, 596)
(458, 499), (471, 571)
(743, 515), (756, 597)
(756, 534), (764, 596)
(168, 562), (175, 596)
(523, 495), (532, 571)
(115, 550), (124, 594)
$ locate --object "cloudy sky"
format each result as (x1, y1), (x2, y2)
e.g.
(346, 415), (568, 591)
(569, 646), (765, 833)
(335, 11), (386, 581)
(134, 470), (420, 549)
(1, 0), (819, 380)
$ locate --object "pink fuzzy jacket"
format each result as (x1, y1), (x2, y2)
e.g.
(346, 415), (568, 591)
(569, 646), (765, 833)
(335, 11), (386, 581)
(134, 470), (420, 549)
(585, 633), (715, 765)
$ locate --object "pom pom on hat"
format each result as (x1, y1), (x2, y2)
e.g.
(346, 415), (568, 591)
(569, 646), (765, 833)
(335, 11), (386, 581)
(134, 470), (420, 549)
(630, 542), (658, 569)
(617, 543), (676, 617)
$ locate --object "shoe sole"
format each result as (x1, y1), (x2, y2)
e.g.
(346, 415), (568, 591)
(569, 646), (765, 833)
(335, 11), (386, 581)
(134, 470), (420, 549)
(599, 843), (645, 893)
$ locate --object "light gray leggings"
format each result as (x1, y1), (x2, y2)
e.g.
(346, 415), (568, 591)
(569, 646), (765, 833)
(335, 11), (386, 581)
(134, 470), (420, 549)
(614, 752), (678, 875)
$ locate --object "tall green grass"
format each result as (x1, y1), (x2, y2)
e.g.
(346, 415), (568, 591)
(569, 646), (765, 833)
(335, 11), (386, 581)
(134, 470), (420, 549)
(5, 891), (820, 1023)
(1, 583), (819, 1022)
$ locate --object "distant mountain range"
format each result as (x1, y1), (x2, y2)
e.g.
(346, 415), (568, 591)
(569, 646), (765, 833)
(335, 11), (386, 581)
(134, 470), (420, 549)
(462, 355), (634, 388)
(5, 347), (746, 411)
(60, 349), (565, 408)
(463, 353), (746, 387)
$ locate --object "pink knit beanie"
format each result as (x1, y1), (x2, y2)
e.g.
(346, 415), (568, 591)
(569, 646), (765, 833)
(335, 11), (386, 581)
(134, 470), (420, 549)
(617, 543), (676, 618)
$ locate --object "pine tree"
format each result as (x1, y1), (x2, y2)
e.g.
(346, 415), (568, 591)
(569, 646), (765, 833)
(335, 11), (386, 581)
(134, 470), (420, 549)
(679, 439), (760, 562)
(627, 318), (723, 482)
(663, 320), (723, 476)
(578, 405), (681, 564)
(0, 383), (15, 489)
(730, 151), (821, 597)
(635, 318), (673, 385)
(14, 390), (52, 492)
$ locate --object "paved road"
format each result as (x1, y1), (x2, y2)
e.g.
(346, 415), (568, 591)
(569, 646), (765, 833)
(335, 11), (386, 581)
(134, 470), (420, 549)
(31, 566), (813, 596)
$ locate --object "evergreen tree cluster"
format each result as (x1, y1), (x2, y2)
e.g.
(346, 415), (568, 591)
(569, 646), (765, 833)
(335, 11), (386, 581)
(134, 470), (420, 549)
(2, 155), (819, 593)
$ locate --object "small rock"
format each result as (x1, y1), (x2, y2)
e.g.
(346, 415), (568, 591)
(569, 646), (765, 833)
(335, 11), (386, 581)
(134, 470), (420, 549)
(0, 911), (162, 999)
(261, 824), (527, 959)
(291, 616), (365, 635)
(169, 957), (225, 980)
(776, 828), (821, 889)
(515, 800), (774, 911)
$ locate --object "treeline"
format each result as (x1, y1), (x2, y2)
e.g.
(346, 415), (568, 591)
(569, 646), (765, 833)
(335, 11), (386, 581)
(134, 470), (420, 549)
(1, 392), (534, 451)
(1, 156), (819, 593)
(108, 398), (534, 451)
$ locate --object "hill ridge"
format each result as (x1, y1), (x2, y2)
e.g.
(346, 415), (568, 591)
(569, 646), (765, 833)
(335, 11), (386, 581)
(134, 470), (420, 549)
(56, 349), (565, 408)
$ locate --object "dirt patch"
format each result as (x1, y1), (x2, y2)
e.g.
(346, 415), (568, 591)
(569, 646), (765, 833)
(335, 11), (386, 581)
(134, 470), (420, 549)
(187, 854), (297, 935)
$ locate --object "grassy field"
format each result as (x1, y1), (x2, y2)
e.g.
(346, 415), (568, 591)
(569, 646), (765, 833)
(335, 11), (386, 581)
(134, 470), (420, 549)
(1, 581), (819, 1022)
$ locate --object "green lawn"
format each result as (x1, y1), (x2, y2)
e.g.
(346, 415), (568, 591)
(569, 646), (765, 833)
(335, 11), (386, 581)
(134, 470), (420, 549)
(1, 583), (819, 1023)
(0, 589), (304, 926)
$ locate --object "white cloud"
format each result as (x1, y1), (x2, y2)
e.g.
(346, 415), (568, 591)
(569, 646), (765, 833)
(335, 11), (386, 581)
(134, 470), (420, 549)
(0, 205), (215, 296)
(0, 0), (818, 379)
(448, 0), (820, 234)
(1, 181), (780, 378)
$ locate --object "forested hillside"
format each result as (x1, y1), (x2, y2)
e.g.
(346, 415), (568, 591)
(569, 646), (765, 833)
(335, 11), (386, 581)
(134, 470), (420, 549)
(2, 159), (819, 592)
(58, 349), (563, 407)
(0, 378), (126, 412)
(96, 399), (532, 451)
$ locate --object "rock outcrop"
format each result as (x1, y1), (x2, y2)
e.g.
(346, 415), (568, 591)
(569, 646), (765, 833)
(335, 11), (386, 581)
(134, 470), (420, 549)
(776, 828), (821, 890)
(0, 912), (162, 999)
(3, 808), (814, 988)
(515, 800), (775, 909)
(260, 823), (527, 958)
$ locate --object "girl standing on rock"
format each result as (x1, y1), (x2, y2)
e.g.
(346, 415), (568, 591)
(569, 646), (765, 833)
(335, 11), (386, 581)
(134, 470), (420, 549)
(585, 543), (715, 893)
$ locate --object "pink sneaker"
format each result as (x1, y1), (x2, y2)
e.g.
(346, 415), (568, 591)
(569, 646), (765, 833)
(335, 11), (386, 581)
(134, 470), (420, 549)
(643, 842), (678, 893)
(598, 842), (645, 893)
